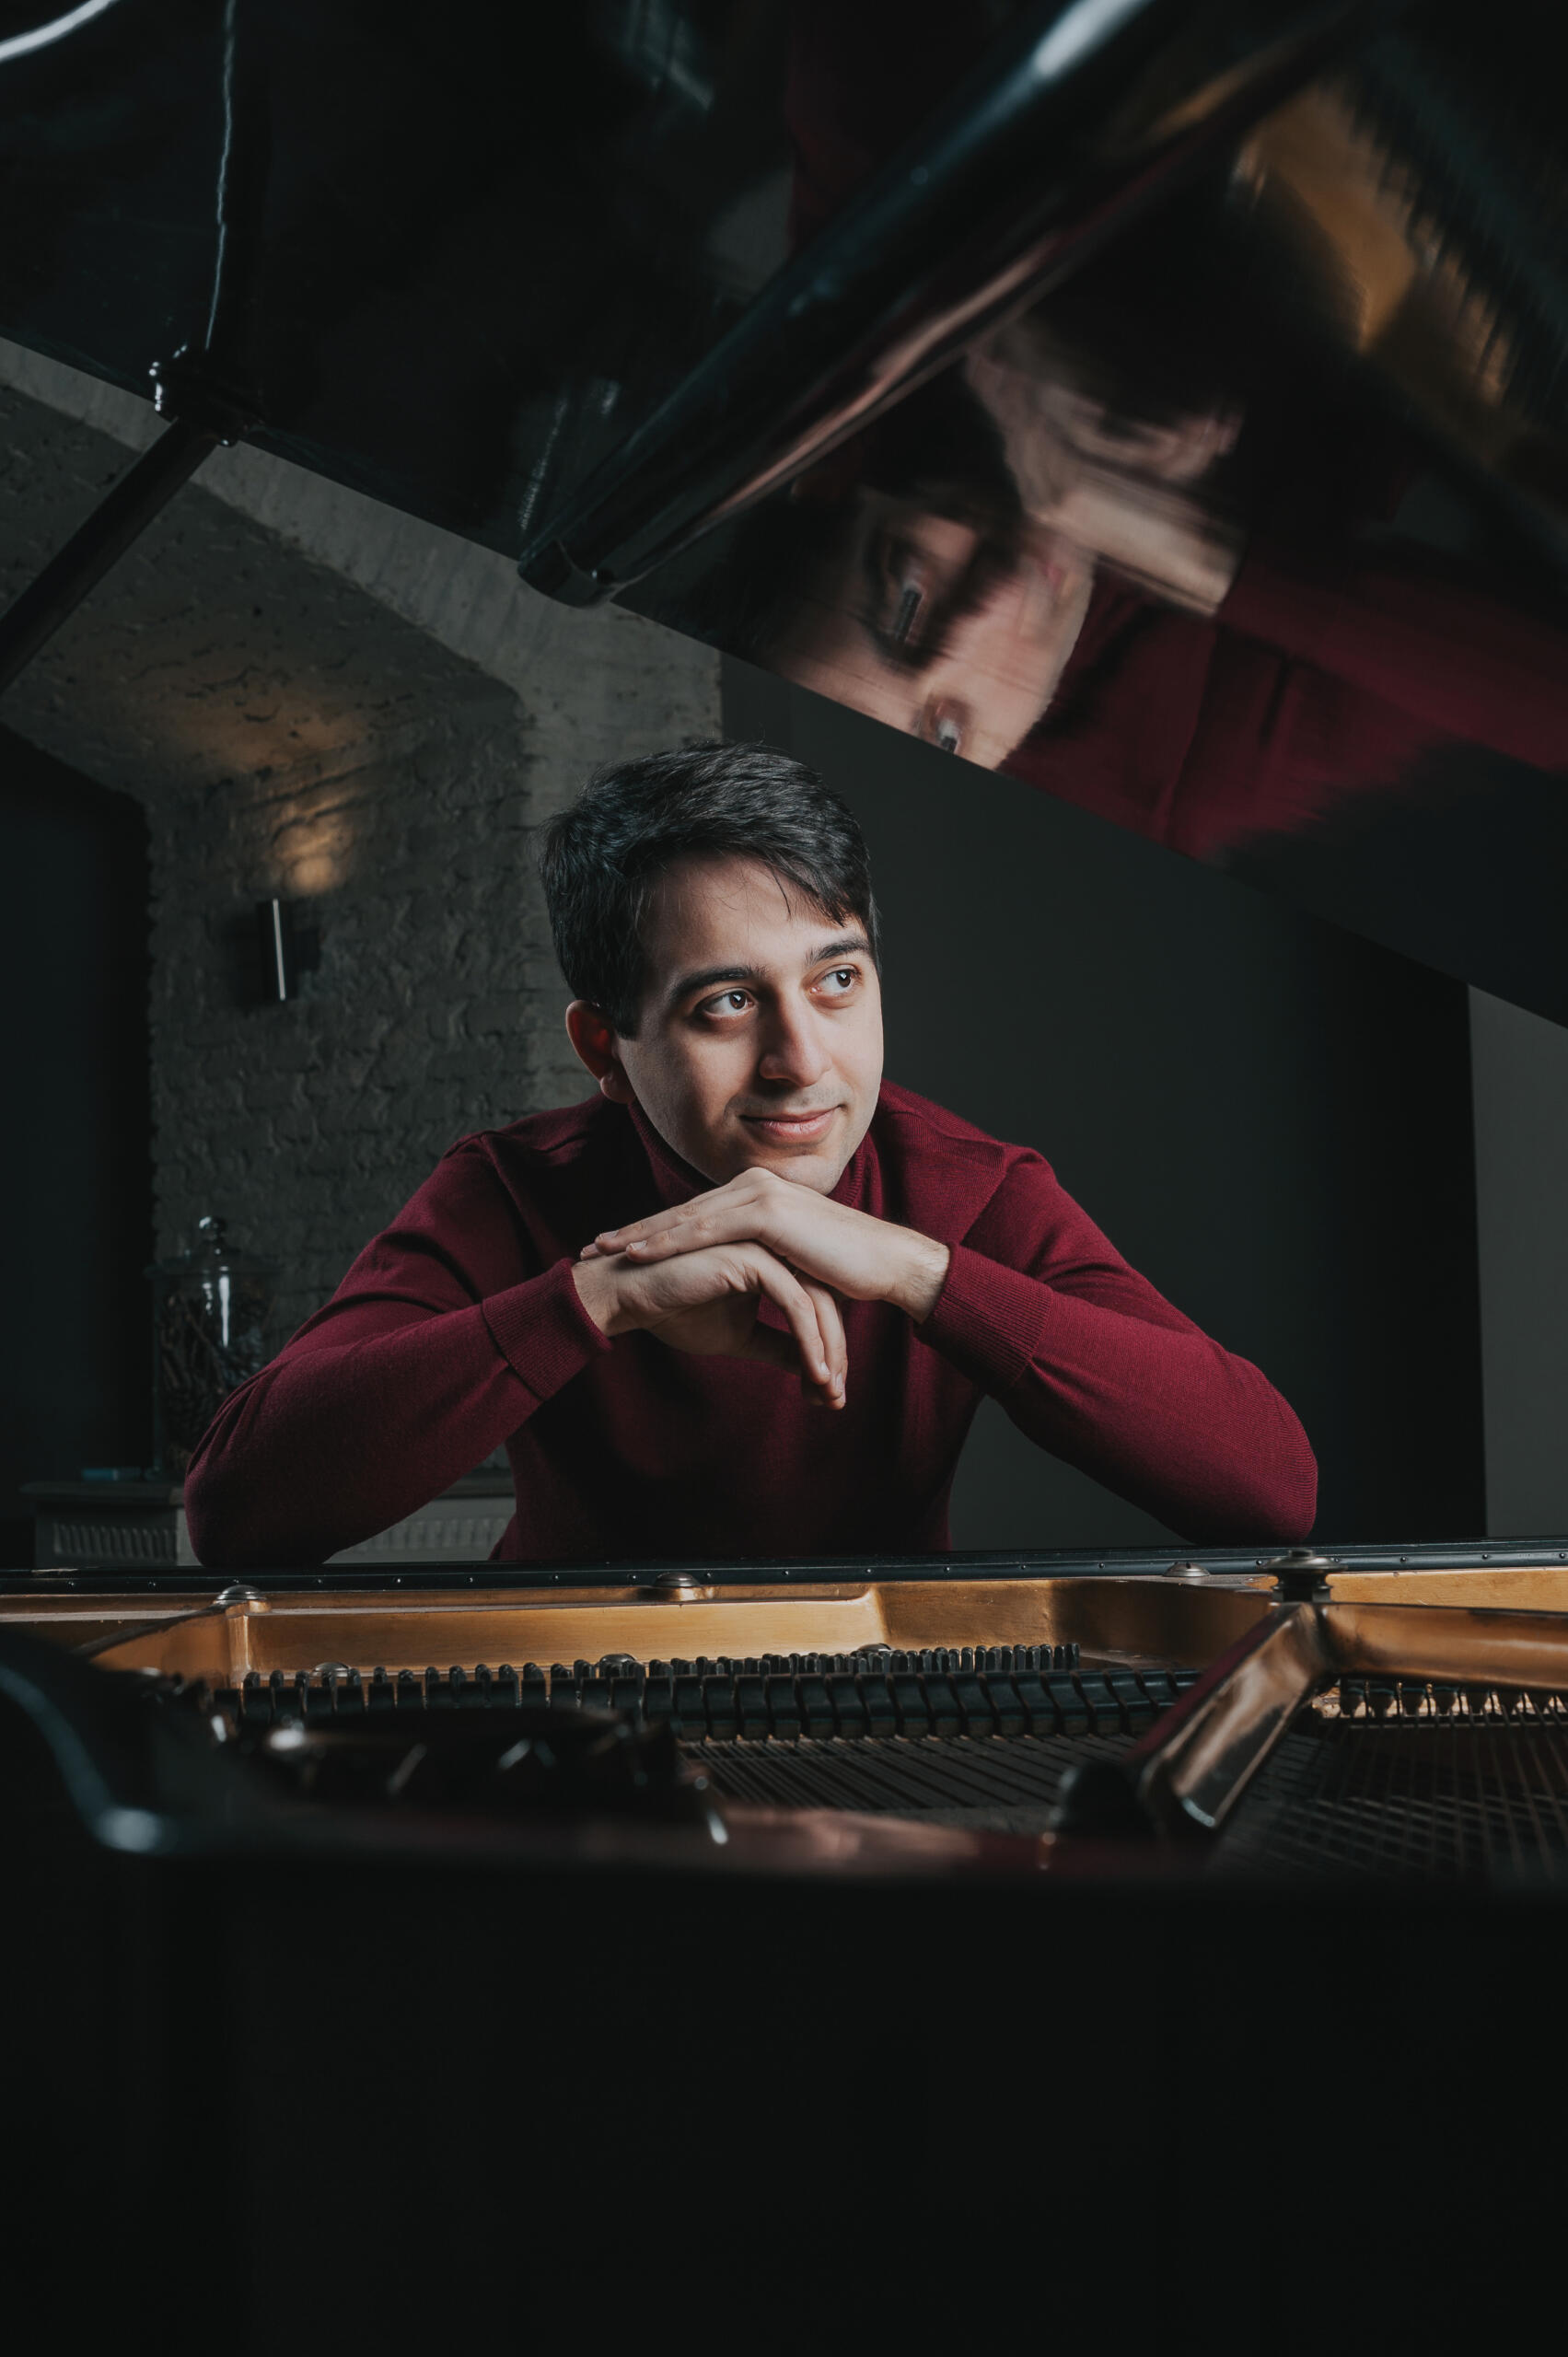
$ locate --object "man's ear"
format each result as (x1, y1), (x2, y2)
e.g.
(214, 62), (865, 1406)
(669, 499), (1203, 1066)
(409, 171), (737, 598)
(564, 1002), (636, 1104)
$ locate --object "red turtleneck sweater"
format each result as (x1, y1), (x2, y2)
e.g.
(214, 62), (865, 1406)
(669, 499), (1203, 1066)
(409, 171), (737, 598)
(184, 1083), (1316, 1567)
(1005, 544), (1568, 860)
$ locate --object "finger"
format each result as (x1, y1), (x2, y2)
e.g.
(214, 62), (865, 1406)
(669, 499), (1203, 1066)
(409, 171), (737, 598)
(736, 1323), (831, 1406)
(581, 1223), (701, 1262)
(739, 1322), (808, 1379)
(746, 1251), (838, 1400)
(581, 1214), (700, 1262)
(594, 1175), (769, 1260)
(779, 1268), (848, 1407)
(797, 1274), (847, 1403)
(621, 1223), (708, 1260)
(722, 1307), (836, 1402)
(590, 1213), (665, 1249)
(621, 1203), (752, 1261)
(592, 1191), (739, 1252)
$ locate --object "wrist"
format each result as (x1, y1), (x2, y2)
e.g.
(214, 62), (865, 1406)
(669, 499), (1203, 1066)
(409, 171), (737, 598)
(891, 1231), (951, 1324)
(571, 1254), (637, 1338)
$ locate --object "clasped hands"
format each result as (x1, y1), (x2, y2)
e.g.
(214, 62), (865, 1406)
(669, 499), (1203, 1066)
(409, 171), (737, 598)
(570, 1167), (950, 1407)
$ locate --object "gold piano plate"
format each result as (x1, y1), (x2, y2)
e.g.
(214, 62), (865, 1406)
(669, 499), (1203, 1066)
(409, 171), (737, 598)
(9, 1557), (1568, 1686)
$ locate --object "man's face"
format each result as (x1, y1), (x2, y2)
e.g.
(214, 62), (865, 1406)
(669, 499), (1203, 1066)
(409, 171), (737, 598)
(610, 854), (884, 1193)
(772, 493), (1094, 771)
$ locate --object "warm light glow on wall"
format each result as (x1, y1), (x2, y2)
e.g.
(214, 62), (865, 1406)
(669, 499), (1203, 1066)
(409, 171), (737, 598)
(273, 802), (359, 898)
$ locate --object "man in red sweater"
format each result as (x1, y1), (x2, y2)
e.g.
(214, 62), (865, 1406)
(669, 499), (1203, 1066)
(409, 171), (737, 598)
(186, 742), (1316, 1567)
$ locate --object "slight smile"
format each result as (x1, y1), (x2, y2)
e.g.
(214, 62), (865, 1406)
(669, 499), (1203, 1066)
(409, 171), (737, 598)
(739, 1107), (841, 1143)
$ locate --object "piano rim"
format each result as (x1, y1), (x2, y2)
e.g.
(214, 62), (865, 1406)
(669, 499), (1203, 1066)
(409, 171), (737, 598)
(9, 1563), (1568, 1890)
(6, 1550), (1568, 1685)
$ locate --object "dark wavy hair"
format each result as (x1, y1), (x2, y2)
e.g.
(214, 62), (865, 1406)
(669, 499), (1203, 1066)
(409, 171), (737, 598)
(540, 739), (880, 1036)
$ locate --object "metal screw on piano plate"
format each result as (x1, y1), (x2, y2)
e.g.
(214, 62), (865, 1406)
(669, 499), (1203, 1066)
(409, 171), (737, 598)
(1165, 1561), (1207, 1580)
(215, 1584), (261, 1606)
(1261, 1548), (1342, 1604)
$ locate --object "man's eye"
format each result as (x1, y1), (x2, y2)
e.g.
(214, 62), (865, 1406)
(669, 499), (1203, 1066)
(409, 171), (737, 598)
(877, 537), (932, 649)
(820, 967), (858, 993)
(914, 694), (970, 756)
(702, 990), (751, 1016)
(892, 578), (923, 645)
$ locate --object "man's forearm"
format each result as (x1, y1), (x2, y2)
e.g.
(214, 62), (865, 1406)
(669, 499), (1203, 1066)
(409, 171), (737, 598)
(919, 1245), (1317, 1541)
(185, 1267), (606, 1567)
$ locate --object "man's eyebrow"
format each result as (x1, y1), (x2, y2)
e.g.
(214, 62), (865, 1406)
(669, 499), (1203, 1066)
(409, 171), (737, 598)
(806, 934), (872, 966)
(665, 935), (871, 1010)
(665, 959), (765, 1009)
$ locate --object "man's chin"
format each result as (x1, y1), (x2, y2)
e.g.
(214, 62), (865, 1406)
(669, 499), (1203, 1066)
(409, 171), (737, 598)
(733, 1129), (854, 1192)
(755, 1151), (845, 1194)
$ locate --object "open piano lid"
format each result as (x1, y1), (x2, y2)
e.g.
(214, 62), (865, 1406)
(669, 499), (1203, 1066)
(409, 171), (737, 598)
(1, 0), (1563, 1016)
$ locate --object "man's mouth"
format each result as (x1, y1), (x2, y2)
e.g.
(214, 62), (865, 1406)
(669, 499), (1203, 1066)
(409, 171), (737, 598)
(739, 1106), (841, 1144)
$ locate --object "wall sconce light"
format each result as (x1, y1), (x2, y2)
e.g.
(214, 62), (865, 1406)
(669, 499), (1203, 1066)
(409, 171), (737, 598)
(255, 898), (321, 1004)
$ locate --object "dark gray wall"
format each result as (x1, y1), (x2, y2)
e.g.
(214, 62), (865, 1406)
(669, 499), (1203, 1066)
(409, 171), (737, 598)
(2, 732), (151, 1561)
(1470, 990), (1568, 1537)
(724, 657), (1487, 1550)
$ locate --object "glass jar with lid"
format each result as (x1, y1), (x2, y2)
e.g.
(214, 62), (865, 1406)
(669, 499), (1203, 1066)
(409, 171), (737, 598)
(147, 1215), (274, 1475)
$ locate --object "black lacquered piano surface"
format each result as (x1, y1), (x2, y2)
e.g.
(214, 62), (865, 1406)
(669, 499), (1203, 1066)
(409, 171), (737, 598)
(6, 1543), (1568, 2304)
(5, 0), (1568, 2308)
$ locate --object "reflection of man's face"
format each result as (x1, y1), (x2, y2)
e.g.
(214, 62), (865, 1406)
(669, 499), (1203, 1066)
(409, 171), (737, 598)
(771, 489), (1093, 770)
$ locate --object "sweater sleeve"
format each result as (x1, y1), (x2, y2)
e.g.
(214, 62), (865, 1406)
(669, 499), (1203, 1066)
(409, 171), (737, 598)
(183, 1144), (610, 1569)
(918, 1154), (1317, 1543)
(1221, 537), (1568, 772)
(1006, 535), (1567, 866)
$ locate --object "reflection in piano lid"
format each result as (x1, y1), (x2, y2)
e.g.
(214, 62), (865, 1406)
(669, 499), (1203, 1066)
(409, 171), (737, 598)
(616, 3), (1568, 1015)
(4, 0), (1562, 1010)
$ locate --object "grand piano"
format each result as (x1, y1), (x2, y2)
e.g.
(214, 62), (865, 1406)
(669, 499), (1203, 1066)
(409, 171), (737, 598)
(3, 0), (1567, 2310)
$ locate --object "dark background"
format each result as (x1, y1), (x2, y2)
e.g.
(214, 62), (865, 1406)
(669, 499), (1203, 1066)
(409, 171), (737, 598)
(1, 728), (151, 1565)
(724, 656), (1488, 1549)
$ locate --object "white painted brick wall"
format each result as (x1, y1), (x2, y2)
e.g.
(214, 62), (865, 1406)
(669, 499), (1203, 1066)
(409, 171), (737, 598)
(1, 344), (719, 1340)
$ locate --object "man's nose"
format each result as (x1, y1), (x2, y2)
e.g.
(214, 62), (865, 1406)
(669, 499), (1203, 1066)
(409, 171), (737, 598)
(756, 1003), (829, 1086)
